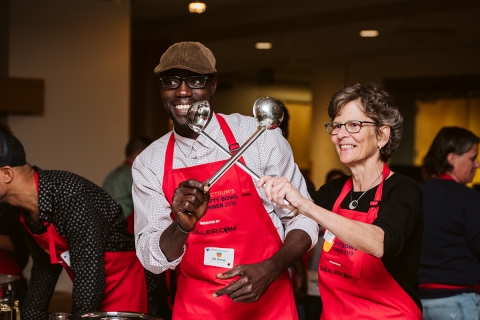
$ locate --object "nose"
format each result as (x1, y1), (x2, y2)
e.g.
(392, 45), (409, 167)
(474, 158), (480, 169)
(336, 124), (350, 137)
(175, 80), (192, 97)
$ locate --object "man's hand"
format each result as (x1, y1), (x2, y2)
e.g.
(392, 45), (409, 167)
(213, 260), (282, 302)
(172, 179), (210, 232)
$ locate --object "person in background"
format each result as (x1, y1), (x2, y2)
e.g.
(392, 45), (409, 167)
(418, 126), (480, 319)
(133, 41), (318, 319)
(259, 83), (423, 319)
(102, 136), (153, 233)
(0, 130), (148, 319)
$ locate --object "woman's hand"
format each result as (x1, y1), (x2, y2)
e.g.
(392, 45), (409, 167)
(257, 176), (307, 210)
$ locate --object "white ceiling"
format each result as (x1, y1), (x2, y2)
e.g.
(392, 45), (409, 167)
(131, 0), (480, 83)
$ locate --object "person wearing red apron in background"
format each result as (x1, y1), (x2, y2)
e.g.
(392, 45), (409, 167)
(132, 41), (319, 319)
(0, 130), (148, 320)
(260, 83), (424, 319)
(419, 127), (480, 320)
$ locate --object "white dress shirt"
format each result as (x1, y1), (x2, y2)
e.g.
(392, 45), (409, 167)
(133, 112), (319, 274)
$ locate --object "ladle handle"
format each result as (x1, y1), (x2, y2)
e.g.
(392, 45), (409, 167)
(202, 128), (297, 214)
(204, 126), (265, 190)
(199, 132), (260, 181)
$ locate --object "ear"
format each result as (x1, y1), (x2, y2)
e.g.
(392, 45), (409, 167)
(1, 166), (14, 184)
(377, 125), (390, 147)
(209, 75), (218, 96)
(447, 152), (456, 166)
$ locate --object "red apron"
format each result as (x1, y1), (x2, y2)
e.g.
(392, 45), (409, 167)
(318, 164), (421, 319)
(19, 172), (148, 313)
(163, 115), (298, 320)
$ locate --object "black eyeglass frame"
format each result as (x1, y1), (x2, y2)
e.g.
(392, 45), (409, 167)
(159, 75), (210, 89)
(324, 120), (378, 135)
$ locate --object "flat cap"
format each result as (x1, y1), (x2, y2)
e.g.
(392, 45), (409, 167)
(154, 42), (217, 75)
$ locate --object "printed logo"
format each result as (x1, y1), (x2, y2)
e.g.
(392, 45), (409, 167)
(191, 226), (237, 236)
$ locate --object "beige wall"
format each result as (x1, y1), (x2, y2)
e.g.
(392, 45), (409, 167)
(8, 0), (131, 186)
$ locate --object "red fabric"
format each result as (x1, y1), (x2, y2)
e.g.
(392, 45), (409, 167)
(100, 251), (148, 312)
(0, 249), (21, 275)
(162, 115), (298, 320)
(319, 164), (421, 319)
(420, 282), (480, 292)
(437, 174), (455, 181)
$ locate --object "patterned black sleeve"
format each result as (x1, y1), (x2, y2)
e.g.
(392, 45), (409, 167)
(22, 232), (63, 320)
(61, 193), (107, 316)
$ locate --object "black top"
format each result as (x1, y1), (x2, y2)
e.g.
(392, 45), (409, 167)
(312, 172), (424, 311)
(418, 178), (480, 299)
(21, 167), (135, 319)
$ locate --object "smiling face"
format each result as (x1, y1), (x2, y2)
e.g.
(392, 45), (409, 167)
(331, 100), (389, 168)
(448, 143), (480, 184)
(159, 69), (218, 139)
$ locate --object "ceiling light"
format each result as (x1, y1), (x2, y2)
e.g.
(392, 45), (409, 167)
(360, 30), (379, 37)
(189, 2), (206, 14)
(255, 42), (272, 50)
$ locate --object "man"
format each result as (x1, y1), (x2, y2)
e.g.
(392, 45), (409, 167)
(133, 41), (318, 319)
(102, 136), (152, 232)
(0, 130), (148, 319)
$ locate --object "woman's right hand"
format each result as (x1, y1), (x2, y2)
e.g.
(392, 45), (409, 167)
(258, 176), (307, 210)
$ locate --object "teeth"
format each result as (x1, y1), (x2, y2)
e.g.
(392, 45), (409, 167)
(175, 104), (191, 111)
(341, 145), (354, 149)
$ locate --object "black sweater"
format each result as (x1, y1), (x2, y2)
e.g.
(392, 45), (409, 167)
(312, 172), (424, 310)
(418, 178), (480, 299)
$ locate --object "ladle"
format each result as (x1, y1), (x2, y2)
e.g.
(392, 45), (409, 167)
(202, 97), (283, 190)
(188, 98), (296, 213)
(187, 101), (260, 181)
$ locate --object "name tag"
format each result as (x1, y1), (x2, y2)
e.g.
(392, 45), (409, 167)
(323, 230), (336, 252)
(204, 247), (234, 269)
(60, 251), (71, 267)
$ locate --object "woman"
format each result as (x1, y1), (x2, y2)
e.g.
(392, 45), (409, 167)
(418, 126), (480, 319)
(259, 83), (423, 319)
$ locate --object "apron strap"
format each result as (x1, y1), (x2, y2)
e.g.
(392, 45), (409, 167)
(216, 115), (251, 195)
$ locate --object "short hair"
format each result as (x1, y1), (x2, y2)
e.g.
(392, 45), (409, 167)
(327, 83), (403, 162)
(422, 126), (479, 178)
(125, 136), (153, 158)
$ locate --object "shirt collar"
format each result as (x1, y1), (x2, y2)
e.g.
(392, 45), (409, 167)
(173, 112), (221, 155)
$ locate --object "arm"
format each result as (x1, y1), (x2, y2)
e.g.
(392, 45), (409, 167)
(21, 233), (62, 320)
(132, 149), (211, 273)
(260, 175), (385, 257)
(64, 195), (108, 316)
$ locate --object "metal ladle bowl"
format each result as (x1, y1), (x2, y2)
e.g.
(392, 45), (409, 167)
(187, 100), (210, 133)
(253, 97), (284, 129)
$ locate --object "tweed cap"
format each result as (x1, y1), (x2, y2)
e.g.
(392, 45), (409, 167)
(154, 42), (217, 75)
(0, 130), (26, 167)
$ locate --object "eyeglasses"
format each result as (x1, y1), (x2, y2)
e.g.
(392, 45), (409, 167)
(159, 76), (210, 89)
(324, 120), (378, 135)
